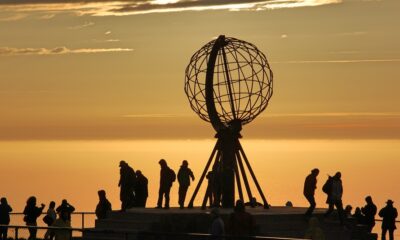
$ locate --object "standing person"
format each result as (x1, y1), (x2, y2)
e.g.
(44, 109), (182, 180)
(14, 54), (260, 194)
(209, 208), (225, 240)
(227, 200), (255, 236)
(135, 170), (148, 207)
(303, 168), (319, 218)
(156, 159), (175, 209)
(118, 160), (136, 211)
(379, 200), (398, 240)
(362, 196), (377, 233)
(51, 210), (72, 240)
(177, 160), (195, 209)
(324, 172), (345, 225)
(56, 200), (75, 221)
(0, 198), (12, 240)
(95, 190), (112, 220)
(23, 196), (45, 240)
(44, 201), (57, 240)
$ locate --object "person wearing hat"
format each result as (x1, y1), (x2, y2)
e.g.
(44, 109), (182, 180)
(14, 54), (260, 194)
(379, 199), (398, 240)
(303, 168), (319, 218)
(157, 159), (175, 209)
(177, 160), (195, 209)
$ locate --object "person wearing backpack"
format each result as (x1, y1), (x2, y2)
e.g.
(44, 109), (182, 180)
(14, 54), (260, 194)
(157, 159), (175, 209)
(324, 172), (344, 225)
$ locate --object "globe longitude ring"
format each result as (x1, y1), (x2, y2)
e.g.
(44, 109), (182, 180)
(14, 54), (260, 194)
(184, 35), (273, 132)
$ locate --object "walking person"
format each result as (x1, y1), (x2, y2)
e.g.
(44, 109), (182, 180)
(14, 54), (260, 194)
(379, 200), (398, 240)
(304, 168), (319, 218)
(95, 190), (112, 219)
(0, 198), (12, 240)
(156, 159), (175, 209)
(44, 201), (57, 240)
(177, 160), (195, 209)
(118, 160), (136, 211)
(135, 170), (148, 207)
(323, 172), (345, 225)
(361, 196), (377, 233)
(23, 196), (45, 240)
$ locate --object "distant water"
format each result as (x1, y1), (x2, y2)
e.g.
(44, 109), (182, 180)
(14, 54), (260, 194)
(1, 139), (399, 236)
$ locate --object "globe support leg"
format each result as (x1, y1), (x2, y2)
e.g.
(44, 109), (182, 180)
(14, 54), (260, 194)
(235, 149), (254, 204)
(234, 160), (244, 202)
(238, 140), (270, 209)
(188, 139), (220, 208)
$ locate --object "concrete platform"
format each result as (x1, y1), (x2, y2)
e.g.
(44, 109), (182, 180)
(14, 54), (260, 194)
(83, 206), (374, 240)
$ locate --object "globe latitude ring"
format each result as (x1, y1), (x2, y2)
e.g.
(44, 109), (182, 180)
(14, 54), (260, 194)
(184, 35), (273, 132)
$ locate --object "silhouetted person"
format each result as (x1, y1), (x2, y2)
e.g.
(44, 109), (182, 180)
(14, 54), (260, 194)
(118, 160), (136, 211)
(95, 190), (112, 219)
(379, 200), (398, 240)
(324, 172), (345, 225)
(135, 170), (148, 207)
(177, 160), (195, 209)
(245, 197), (263, 207)
(304, 168), (319, 218)
(362, 196), (377, 233)
(353, 207), (365, 224)
(0, 198), (12, 240)
(51, 210), (71, 240)
(209, 208), (225, 240)
(344, 205), (353, 218)
(228, 200), (255, 236)
(212, 164), (223, 207)
(157, 159), (175, 209)
(304, 217), (325, 240)
(203, 170), (214, 209)
(44, 201), (56, 240)
(23, 196), (45, 240)
(56, 199), (75, 221)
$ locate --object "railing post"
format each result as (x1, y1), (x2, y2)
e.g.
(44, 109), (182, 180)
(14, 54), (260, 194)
(15, 227), (18, 240)
(81, 212), (85, 230)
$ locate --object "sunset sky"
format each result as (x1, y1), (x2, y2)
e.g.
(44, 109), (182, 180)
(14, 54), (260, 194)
(1, 0), (400, 140)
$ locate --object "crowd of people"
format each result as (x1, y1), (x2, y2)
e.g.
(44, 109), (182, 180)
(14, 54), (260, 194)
(0, 162), (398, 240)
(303, 168), (398, 240)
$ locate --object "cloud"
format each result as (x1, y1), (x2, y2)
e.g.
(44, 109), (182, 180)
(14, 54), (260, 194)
(68, 21), (95, 30)
(0, 0), (342, 17)
(272, 59), (400, 64)
(38, 13), (55, 19)
(0, 13), (27, 21)
(0, 46), (133, 56)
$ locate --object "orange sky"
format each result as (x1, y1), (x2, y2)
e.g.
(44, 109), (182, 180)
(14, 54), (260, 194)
(0, 0), (400, 140)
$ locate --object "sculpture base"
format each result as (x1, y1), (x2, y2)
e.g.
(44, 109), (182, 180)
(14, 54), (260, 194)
(83, 206), (373, 240)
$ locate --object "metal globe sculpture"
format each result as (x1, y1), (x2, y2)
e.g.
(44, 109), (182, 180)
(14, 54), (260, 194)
(185, 36), (273, 130)
(185, 35), (273, 209)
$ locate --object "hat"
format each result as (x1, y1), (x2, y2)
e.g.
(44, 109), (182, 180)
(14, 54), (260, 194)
(387, 199), (394, 204)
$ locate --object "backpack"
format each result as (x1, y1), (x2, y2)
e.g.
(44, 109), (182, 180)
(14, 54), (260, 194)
(322, 177), (333, 194)
(168, 168), (176, 183)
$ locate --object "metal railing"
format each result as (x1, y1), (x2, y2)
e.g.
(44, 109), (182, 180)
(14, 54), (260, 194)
(10, 212), (95, 230)
(0, 224), (310, 240)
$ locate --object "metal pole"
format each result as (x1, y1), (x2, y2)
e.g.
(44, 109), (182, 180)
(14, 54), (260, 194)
(237, 140), (269, 208)
(235, 149), (253, 203)
(81, 213), (85, 230)
(188, 139), (220, 208)
(15, 227), (19, 240)
(234, 156), (244, 202)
